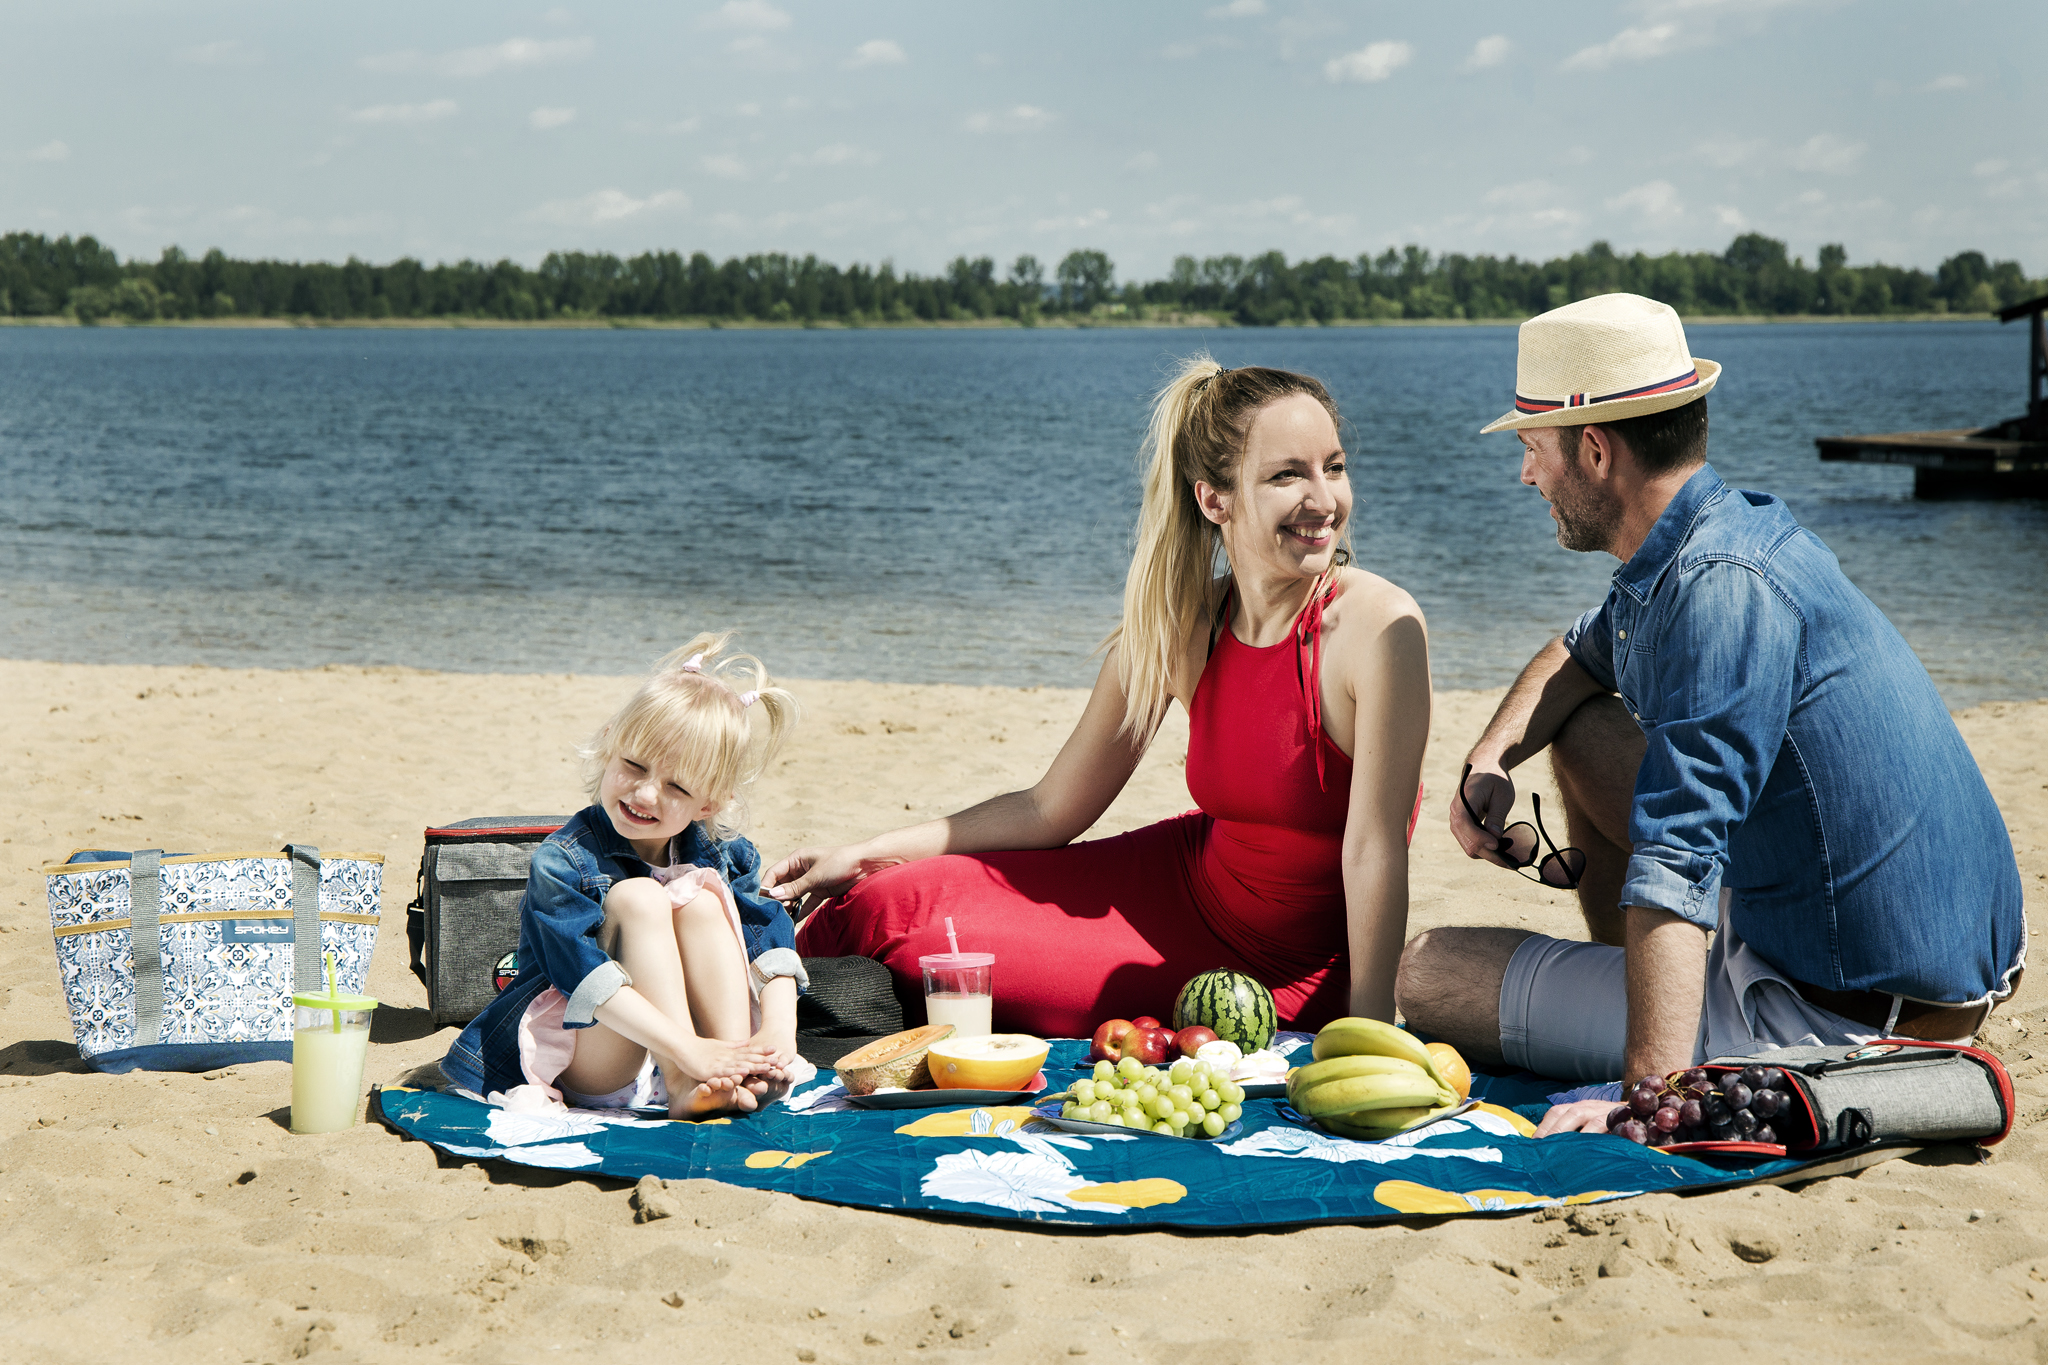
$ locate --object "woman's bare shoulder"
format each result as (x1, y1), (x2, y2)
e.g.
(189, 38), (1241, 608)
(1327, 565), (1425, 634)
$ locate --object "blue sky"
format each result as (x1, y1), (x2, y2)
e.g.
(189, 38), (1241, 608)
(2, 0), (2041, 278)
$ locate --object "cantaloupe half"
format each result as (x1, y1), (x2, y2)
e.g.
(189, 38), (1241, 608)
(925, 1034), (1050, 1091)
(834, 1024), (955, 1095)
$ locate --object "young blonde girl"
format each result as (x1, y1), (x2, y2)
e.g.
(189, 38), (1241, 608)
(445, 633), (807, 1118)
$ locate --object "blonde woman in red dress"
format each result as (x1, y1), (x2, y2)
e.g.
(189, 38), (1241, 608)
(768, 357), (1430, 1035)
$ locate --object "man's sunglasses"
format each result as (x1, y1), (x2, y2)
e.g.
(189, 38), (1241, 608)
(1458, 763), (1587, 890)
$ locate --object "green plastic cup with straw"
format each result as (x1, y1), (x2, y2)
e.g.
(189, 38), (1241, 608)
(290, 952), (377, 1134)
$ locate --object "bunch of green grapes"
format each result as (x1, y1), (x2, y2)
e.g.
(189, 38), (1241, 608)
(1058, 1055), (1246, 1138)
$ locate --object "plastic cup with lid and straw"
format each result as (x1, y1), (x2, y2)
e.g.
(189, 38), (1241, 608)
(290, 952), (377, 1134)
(918, 915), (994, 1037)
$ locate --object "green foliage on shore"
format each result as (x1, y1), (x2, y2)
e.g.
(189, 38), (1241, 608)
(0, 232), (2038, 327)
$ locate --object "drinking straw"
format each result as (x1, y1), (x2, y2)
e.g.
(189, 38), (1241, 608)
(944, 917), (960, 956)
(324, 951), (340, 1034)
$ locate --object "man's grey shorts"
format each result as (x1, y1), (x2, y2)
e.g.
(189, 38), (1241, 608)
(1496, 894), (1943, 1082)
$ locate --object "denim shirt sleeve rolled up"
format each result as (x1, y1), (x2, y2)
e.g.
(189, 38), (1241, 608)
(678, 824), (807, 991)
(523, 836), (632, 1026)
(1613, 561), (1802, 929)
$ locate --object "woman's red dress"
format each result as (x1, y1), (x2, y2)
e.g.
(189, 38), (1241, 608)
(794, 594), (1416, 1036)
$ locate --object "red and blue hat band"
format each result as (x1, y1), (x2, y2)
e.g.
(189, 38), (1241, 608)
(1514, 366), (1700, 416)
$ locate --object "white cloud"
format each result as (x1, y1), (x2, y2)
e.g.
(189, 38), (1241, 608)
(704, 0), (790, 30)
(847, 39), (905, 68)
(525, 188), (688, 228)
(1325, 41), (1413, 84)
(1484, 179), (1561, 208)
(667, 117), (703, 135)
(735, 102), (762, 117)
(176, 40), (262, 67)
(347, 100), (459, 125)
(790, 144), (879, 168)
(542, 7), (575, 24)
(1787, 132), (1865, 174)
(1463, 35), (1511, 71)
(1972, 159), (2009, 178)
(1714, 204), (1749, 229)
(1207, 0), (1265, 16)
(1562, 23), (1682, 71)
(1696, 135), (1764, 168)
(963, 105), (1055, 134)
(1563, 0), (1799, 73)
(1607, 179), (1686, 225)
(361, 37), (593, 78)
(1922, 73), (1971, 92)
(27, 139), (70, 162)
(701, 153), (749, 179)
(529, 107), (576, 130)
(1126, 151), (1160, 172)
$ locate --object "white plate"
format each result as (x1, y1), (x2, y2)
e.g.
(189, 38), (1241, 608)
(843, 1074), (1048, 1110)
(1031, 1103), (1244, 1143)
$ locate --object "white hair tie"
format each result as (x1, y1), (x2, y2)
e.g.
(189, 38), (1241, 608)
(738, 690), (760, 708)
(679, 654), (705, 674)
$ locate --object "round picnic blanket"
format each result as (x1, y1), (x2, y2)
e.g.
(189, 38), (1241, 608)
(373, 1037), (1901, 1228)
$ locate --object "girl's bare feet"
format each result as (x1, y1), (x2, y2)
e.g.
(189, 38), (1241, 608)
(670, 1075), (760, 1118)
(742, 1066), (795, 1105)
(660, 1036), (772, 1119)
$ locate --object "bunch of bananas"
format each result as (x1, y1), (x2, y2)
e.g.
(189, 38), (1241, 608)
(1286, 1018), (1463, 1140)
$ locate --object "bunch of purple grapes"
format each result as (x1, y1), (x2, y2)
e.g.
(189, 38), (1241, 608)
(1604, 1065), (1795, 1147)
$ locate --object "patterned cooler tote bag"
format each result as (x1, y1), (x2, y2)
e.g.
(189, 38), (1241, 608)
(46, 845), (384, 1073)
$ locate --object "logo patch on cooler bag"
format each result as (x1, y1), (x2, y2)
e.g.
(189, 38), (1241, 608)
(493, 951), (521, 993)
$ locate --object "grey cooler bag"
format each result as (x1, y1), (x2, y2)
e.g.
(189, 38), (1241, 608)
(1702, 1041), (2013, 1155)
(407, 818), (568, 1027)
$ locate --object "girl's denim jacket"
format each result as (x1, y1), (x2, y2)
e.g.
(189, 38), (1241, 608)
(443, 806), (805, 1097)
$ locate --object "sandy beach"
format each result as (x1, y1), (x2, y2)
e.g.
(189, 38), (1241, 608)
(1, 657), (2042, 1362)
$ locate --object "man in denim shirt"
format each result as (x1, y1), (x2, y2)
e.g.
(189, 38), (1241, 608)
(1397, 293), (2025, 1134)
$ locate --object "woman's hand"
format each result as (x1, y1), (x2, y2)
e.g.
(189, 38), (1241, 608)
(762, 845), (904, 913)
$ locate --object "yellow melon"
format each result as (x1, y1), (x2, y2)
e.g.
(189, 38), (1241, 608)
(925, 1034), (1050, 1091)
(833, 1025), (955, 1095)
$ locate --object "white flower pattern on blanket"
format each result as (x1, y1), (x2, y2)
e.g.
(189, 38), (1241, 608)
(1218, 1121), (1505, 1165)
(921, 1148), (1118, 1215)
(438, 1140), (602, 1170)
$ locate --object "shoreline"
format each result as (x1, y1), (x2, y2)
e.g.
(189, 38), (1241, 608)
(0, 310), (2000, 332)
(4, 654), (2041, 713)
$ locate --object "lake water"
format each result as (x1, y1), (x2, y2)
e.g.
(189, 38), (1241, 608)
(1, 321), (2042, 704)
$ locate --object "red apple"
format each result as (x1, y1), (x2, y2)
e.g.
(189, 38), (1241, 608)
(1131, 1015), (1162, 1030)
(1119, 1025), (1174, 1065)
(1172, 1024), (1219, 1059)
(1090, 1018), (1135, 1062)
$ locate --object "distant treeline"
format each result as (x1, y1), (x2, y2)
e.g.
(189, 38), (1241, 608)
(1, 231), (2039, 327)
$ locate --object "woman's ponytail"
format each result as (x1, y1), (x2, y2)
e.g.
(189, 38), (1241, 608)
(1111, 356), (1230, 743)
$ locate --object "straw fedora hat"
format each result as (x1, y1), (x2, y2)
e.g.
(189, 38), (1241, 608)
(1481, 292), (1721, 434)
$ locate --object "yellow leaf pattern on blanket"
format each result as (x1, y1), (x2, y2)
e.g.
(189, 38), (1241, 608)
(893, 1107), (1039, 1137)
(1374, 1180), (1626, 1215)
(1066, 1179), (1187, 1208)
(744, 1150), (832, 1169)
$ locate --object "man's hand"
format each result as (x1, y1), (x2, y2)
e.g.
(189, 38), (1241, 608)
(1450, 765), (1521, 868)
(1535, 1098), (1623, 1137)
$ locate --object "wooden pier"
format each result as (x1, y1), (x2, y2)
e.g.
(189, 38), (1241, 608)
(1815, 291), (2048, 498)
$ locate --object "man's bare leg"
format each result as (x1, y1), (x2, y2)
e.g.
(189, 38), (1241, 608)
(1548, 695), (1644, 947)
(1394, 927), (1534, 1067)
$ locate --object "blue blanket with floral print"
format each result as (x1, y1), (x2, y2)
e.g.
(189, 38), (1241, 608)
(372, 1037), (1903, 1228)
